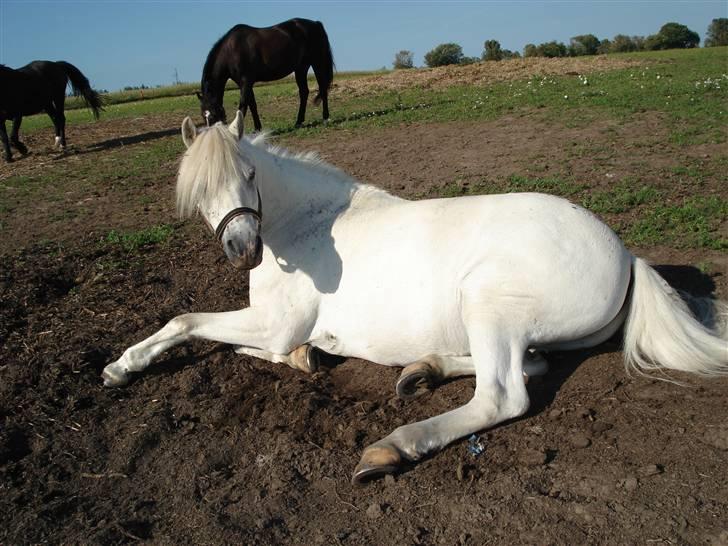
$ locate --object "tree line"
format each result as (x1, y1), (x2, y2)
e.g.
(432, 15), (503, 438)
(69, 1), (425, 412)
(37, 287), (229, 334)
(393, 18), (728, 69)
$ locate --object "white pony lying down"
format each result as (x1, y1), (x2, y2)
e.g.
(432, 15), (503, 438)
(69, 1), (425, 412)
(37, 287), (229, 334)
(103, 112), (727, 483)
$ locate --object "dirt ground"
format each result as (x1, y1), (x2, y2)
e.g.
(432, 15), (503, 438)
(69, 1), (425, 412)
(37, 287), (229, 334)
(1, 111), (727, 546)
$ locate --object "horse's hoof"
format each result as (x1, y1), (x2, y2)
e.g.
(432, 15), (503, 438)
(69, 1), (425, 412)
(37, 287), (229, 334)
(523, 351), (549, 384)
(289, 345), (319, 374)
(101, 364), (130, 387)
(352, 445), (402, 485)
(396, 360), (439, 400)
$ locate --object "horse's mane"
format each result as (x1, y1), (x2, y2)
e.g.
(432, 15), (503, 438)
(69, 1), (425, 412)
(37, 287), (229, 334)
(201, 28), (235, 85)
(177, 124), (253, 218)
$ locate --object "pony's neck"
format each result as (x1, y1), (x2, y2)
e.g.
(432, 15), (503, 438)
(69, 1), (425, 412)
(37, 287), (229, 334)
(201, 53), (228, 102)
(245, 142), (399, 240)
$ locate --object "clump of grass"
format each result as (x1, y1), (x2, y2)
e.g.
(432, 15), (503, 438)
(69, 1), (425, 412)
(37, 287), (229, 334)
(440, 174), (584, 199)
(582, 180), (660, 214)
(626, 196), (727, 249)
(104, 224), (174, 252)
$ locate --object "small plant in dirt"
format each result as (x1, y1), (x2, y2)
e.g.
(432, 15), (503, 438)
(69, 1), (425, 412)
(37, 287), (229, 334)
(104, 224), (174, 253)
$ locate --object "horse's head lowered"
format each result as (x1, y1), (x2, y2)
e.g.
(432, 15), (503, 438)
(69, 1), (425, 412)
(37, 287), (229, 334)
(196, 90), (226, 126)
(178, 112), (262, 269)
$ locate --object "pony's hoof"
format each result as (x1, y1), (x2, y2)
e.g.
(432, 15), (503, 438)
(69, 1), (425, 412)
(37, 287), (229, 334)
(352, 445), (402, 485)
(396, 360), (439, 400)
(102, 363), (130, 387)
(13, 143), (28, 155)
(289, 345), (319, 374)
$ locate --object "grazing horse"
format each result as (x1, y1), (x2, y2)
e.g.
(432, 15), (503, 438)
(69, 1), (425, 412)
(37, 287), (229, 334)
(0, 61), (103, 162)
(197, 18), (334, 130)
(102, 113), (728, 483)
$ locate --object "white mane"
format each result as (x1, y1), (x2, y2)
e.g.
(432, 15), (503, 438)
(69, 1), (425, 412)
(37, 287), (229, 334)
(176, 124), (253, 219)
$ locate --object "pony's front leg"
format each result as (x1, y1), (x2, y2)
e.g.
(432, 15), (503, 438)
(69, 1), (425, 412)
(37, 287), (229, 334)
(353, 321), (530, 483)
(102, 307), (294, 387)
(10, 116), (28, 155)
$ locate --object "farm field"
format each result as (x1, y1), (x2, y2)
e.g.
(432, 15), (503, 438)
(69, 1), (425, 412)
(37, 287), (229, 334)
(1, 48), (727, 545)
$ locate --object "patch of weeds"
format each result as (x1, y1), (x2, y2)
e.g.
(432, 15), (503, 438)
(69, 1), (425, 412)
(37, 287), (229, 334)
(626, 196), (727, 249)
(104, 224), (174, 253)
(582, 180), (660, 214)
(438, 175), (583, 199)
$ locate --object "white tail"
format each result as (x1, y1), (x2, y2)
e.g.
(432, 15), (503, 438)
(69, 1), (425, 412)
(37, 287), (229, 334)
(623, 257), (728, 377)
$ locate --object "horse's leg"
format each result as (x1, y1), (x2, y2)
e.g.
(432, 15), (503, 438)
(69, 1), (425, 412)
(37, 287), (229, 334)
(246, 87), (262, 132)
(0, 119), (12, 162)
(353, 313), (530, 482)
(396, 351), (549, 399)
(234, 345), (319, 374)
(313, 67), (330, 121)
(46, 103), (64, 149)
(102, 307), (304, 387)
(294, 68), (309, 127)
(10, 116), (28, 155)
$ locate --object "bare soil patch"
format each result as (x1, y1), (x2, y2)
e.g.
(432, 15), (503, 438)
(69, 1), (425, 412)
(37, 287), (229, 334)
(333, 56), (643, 96)
(1, 112), (727, 545)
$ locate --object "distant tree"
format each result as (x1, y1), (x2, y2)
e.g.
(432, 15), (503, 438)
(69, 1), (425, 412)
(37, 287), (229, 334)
(631, 35), (646, 50)
(537, 41), (568, 57)
(646, 22), (700, 50)
(482, 39), (503, 61)
(501, 49), (521, 59)
(597, 38), (612, 54)
(460, 56), (480, 65)
(523, 43), (538, 57)
(569, 34), (600, 56)
(705, 18), (728, 47)
(611, 34), (639, 52)
(424, 43), (464, 67)
(393, 50), (414, 69)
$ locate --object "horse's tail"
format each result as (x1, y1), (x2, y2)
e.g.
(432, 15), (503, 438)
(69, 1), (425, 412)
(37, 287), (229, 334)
(623, 257), (728, 377)
(312, 21), (335, 105)
(57, 61), (104, 119)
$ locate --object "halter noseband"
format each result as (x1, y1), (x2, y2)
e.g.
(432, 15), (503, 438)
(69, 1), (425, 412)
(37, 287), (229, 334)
(214, 186), (263, 241)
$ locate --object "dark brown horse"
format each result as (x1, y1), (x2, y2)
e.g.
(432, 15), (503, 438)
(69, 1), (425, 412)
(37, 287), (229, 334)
(0, 61), (103, 162)
(198, 18), (334, 130)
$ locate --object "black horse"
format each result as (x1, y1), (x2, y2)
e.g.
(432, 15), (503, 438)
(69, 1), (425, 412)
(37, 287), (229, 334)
(0, 60), (103, 162)
(198, 18), (334, 130)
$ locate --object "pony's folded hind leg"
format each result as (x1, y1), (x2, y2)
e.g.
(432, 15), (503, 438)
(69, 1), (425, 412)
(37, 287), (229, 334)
(354, 320), (531, 483)
(234, 344), (319, 374)
(396, 350), (549, 399)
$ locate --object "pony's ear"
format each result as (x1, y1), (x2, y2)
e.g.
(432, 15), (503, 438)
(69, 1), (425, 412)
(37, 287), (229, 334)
(195, 91), (202, 102)
(228, 110), (245, 140)
(181, 117), (197, 149)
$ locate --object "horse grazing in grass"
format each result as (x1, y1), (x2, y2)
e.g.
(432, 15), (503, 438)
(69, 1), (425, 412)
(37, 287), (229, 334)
(0, 61), (103, 162)
(197, 18), (334, 130)
(103, 113), (728, 483)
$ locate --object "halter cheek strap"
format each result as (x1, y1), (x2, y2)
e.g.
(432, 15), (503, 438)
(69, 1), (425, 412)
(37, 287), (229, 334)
(214, 187), (263, 241)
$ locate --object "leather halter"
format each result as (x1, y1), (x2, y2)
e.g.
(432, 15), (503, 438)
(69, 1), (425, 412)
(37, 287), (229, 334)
(214, 186), (262, 241)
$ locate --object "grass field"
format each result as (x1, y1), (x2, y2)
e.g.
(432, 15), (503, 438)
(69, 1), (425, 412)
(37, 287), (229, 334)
(4, 47), (726, 251)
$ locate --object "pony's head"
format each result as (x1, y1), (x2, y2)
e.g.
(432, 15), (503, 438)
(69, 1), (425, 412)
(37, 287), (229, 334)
(178, 111), (262, 269)
(196, 89), (226, 126)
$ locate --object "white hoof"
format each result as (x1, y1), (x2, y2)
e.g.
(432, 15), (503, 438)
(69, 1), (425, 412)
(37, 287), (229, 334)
(102, 362), (130, 387)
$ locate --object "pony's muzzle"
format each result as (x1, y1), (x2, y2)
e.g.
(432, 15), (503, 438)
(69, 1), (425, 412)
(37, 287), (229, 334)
(224, 233), (263, 270)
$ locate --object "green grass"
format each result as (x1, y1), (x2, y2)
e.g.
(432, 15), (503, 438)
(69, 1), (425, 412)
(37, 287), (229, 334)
(582, 180), (660, 214)
(20, 47), (727, 141)
(103, 224), (174, 252)
(626, 196), (728, 250)
(439, 175), (584, 199)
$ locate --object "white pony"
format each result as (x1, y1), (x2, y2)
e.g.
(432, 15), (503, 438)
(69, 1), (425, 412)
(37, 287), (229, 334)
(103, 112), (727, 483)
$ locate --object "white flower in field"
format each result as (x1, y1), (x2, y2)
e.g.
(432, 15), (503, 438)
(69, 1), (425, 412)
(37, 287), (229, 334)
(564, 95), (568, 99)
(656, 75), (661, 79)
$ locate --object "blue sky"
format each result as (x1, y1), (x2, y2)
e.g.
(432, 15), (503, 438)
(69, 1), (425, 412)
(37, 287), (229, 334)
(1, 1), (725, 92)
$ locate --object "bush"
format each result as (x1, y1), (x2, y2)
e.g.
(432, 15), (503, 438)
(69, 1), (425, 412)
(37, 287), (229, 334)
(482, 39), (503, 61)
(705, 18), (728, 47)
(537, 41), (568, 57)
(393, 50), (414, 69)
(645, 22), (700, 50)
(424, 43), (464, 67)
(569, 34), (600, 56)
